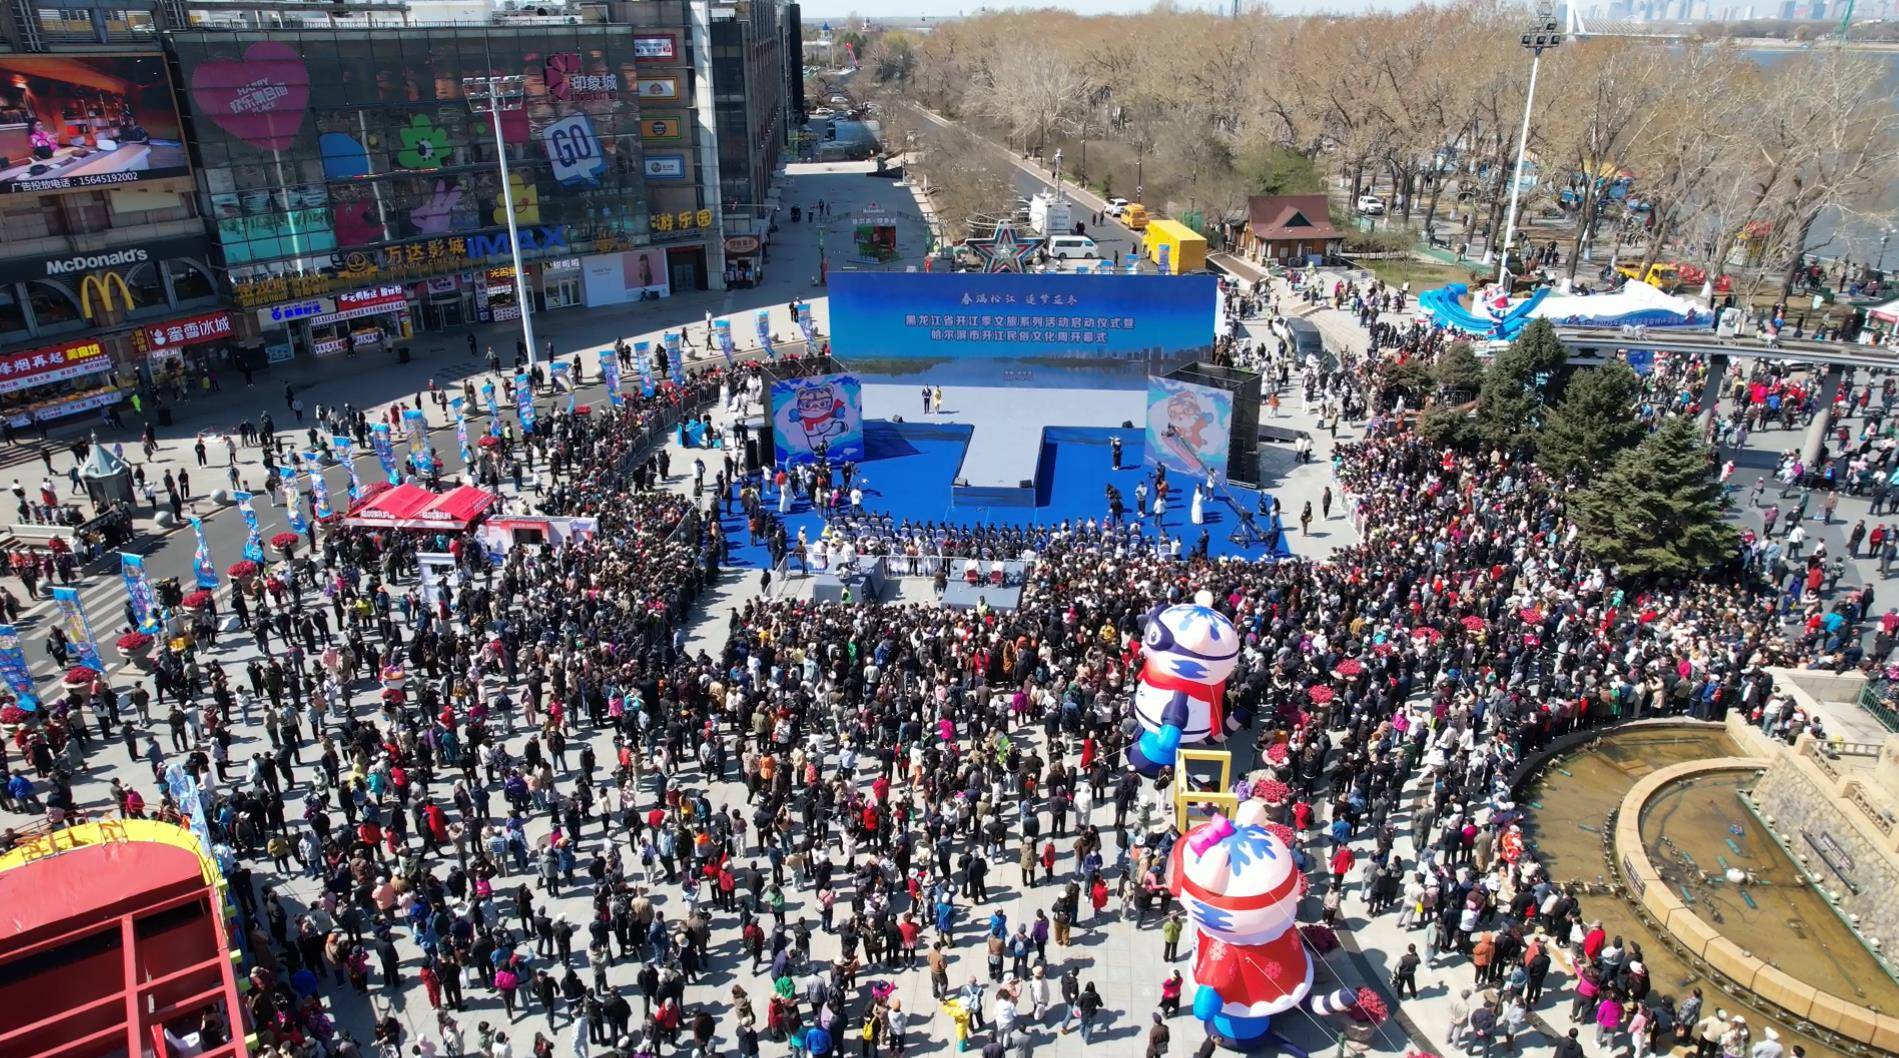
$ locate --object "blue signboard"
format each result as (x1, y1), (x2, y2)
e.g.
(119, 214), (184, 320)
(828, 272), (1219, 367)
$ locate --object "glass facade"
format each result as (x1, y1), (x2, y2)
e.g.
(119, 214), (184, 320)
(168, 26), (659, 311)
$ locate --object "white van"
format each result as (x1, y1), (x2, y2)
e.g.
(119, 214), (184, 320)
(1045, 235), (1100, 260)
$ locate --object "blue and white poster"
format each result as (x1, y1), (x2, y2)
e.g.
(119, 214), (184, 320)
(0, 624), (39, 711)
(715, 318), (736, 367)
(550, 360), (571, 392)
(51, 586), (103, 671)
(600, 349), (624, 408)
(371, 423), (401, 484)
(544, 113), (605, 187)
(633, 340), (656, 397)
(403, 408), (433, 476)
(828, 272), (1219, 365)
(280, 464), (307, 534)
(1145, 376), (1234, 480)
(756, 310), (774, 357)
(515, 373), (537, 433)
(306, 457), (333, 520)
(796, 303), (816, 345)
(120, 552), (160, 634)
(664, 331), (685, 387)
(453, 397), (473, 469)
(770, 373), (866, 465)
(235, 491), (264, 562)
(188, 515), (219, 589)
(482, 380), (503, 437)
(333, 436), (364, 500)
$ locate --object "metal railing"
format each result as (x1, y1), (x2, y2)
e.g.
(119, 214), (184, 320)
(1858, 679), (1899, 734)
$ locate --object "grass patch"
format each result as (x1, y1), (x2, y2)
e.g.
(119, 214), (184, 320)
(1352, 256), (1486, 290)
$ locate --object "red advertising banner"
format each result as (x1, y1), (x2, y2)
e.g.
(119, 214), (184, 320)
(137, 310), (235, 353)
(0, 337), (113, 395)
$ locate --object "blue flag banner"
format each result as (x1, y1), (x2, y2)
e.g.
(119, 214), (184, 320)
(550, 360), (571, 392)
(453, 398), (472, 471)
(715, 319), (736, 367)
(1125, 254), (1140, 275)
(515, 372), (537, 433)
(163, 762), (211, 861)
(306, 457), (333, 521)
(235, 490), (264, 562)
(51, 586), (103, 671)
(121, 552), (159, 634)
(403, 408), (434, 476)
(188, 515), (219, 589)
(372, 423), (400, 484)
(796, 303), (816, 345)
(633, 341), (655, 397)
(0, 624), (39, 712)
(600, 349), (624, 408)
(664, 331), (685, 387)
(756, 310), (774, 356)
(482, 381), (503, 437)
(333, 436), (364, 501)
(280, 464), (307, 534)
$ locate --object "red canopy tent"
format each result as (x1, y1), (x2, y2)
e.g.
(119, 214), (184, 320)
(403, 485), (497, 532)
(341, 482), (436, 528)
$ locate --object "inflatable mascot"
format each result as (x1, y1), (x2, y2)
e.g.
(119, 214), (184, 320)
(1129, 592), (1240, 776)
(1168, 800), (1315, 1050)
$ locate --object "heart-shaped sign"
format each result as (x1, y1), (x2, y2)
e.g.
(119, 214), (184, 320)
(189, 42), (311, 152)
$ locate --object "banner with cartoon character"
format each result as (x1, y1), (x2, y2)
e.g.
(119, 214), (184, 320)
(770, 373), (865, 465)
(1144, 376), (1233, 479)
(632, 340), (655, 398)
(600, 349), (624, 408)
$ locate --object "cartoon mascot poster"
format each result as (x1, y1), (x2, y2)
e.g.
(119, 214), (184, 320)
(771, 373), (866, 465)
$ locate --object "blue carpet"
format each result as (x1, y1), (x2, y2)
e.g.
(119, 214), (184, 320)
(711, 420), (1291, 570)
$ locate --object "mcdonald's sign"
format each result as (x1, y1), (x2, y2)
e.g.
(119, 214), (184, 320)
(78, 272), (135, 321)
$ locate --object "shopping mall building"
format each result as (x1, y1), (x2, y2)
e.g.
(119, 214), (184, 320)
(0, 0), (795, 427)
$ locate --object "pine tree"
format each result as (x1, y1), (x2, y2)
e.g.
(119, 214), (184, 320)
(1572, 415), (1737, 581)
(1536, 359), (1644, 483)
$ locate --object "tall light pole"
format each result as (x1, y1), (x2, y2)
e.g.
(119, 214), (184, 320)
(463, 74), (539, 369)
(1495, 8), (1563, 285)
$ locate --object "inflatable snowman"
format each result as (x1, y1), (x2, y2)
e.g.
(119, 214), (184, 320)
(1128, 592), (1240, 776)
(1167, 800), (1314, 1050)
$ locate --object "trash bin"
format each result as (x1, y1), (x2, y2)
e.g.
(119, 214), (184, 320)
(156, 406), (173, 426)
(398, 346), (412, 364)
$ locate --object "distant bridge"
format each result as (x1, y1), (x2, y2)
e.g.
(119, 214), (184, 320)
(1555, 326), (1899, 371)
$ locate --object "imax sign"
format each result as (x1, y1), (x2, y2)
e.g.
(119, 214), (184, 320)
(466, 226), (570, 260)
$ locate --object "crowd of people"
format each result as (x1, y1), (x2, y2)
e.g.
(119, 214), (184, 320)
(0, 277), (1879, 1058)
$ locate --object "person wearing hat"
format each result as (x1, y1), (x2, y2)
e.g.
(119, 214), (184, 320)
(1696, 1007), (1727, 1058)
(1721, 1014), (1751, 1058)
(1751, 1027), (1784, 1058)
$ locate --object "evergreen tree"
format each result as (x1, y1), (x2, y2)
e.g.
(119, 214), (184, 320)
(1536, 359), (1644, 483)
(1473, 319), (1568, 451)
(1418, 405), (1474, 448)
(1430, 342), (1483, 403)
(1572, 415), (1737, 581)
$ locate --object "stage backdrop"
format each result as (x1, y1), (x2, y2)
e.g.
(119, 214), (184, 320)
(1145, 376), (1234, 479)
(829, 273), (1218, 381)
(771, 372), (866, 464)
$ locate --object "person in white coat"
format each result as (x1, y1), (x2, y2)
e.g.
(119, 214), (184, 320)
(1190, 485), (1205, 525)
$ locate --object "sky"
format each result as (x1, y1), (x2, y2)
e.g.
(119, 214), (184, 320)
(801, 0), (1408, 20)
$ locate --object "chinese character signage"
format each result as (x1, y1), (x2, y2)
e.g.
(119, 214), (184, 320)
(544, 52), (621, 100)
(827, 272), (1219, 366)
(0, 56), (190, 194)
(138, 311), (235, 353)
(0, 338), (112, 395)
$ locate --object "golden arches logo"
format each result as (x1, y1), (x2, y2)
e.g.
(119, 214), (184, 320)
(78, 272), (134, 320)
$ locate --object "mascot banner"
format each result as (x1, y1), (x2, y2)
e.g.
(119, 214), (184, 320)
(770, 372), (865, 465)
(1145, 376), (1233, 479)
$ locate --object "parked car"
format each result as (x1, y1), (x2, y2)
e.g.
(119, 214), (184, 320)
(1355, 195), (1385, 216)
(1045, 235), (1100, 260)
(1105, 197), (1130, 218)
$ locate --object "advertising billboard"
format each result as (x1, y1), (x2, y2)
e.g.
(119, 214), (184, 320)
(829, 272), (1219, 369)
(0, 55), (189, 195)
(1145, 376), (1233, 479)
(771, 372), (865, 465)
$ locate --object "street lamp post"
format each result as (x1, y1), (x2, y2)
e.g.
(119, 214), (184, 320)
(1494, 8), (1563, 284)
(1880, 227), (1893, 272)
(463, 74), (539, 369)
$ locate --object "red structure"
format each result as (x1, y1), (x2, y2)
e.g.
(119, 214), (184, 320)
(0, 821), (248, 1058)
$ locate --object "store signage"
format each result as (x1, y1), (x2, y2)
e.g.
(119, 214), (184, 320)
(312, 336), (351, 357)
(4, 386), (124, 428)
(544, 53), (620, 101)
(337, 284), (408, 312)
(653, 208), (713, 234)
(644, 154), (687, 181)
(261, 298), (332, 324)
(725, 236), (761, 255)
(544, 113), (605, 187)
(635, 76), (680, 100)
(0, 235), (211, 285)
(633, 34), (678, 61)
(641, 117), (682, 140)
(136, 311), (234, 353)
(0, 337), (113, 395)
